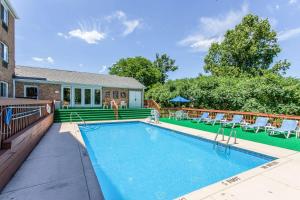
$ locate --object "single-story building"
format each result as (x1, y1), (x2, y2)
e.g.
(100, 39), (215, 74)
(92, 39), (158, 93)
(13, 65), (145, 108)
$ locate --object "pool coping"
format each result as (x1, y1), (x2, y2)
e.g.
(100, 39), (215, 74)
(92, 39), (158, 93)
(74, 119), (300, 200)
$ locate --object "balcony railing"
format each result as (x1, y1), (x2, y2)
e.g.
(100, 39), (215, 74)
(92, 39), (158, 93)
(0, 98), (53, 149)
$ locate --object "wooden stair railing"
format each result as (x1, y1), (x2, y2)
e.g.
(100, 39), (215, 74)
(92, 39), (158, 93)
(111, 99), (119, 120)
(144, 99), (161, 113)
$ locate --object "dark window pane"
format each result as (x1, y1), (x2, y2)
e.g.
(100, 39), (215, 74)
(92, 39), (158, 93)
(26, 87), (38, 99)
(105, 91), (110, 98)
(75, 88), (81, 105)
(113, 91), (119, 99)
(121, 92), (126, 98)
(94, 89), (101, 105)
(85, 89), (91, 105)
(0, 82), (7, 97)
(63, 88), (70, 103)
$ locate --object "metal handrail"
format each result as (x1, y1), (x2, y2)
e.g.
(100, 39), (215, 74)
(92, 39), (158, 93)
(0, 106), (44, 120)
(70, 112), (86, 126)
(214, 125), (237, 149)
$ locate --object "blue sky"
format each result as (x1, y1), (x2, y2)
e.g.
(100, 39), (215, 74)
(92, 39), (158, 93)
(12, 0), (300, 79)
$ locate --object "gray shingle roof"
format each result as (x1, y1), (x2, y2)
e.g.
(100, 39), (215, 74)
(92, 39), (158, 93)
(14, 65), (145, 89)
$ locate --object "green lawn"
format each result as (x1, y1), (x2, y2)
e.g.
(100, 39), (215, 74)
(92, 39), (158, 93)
(160, 118), (300, 152)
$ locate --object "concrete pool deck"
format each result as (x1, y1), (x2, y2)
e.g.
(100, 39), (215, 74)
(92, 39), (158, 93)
(1, 119), (300, 200)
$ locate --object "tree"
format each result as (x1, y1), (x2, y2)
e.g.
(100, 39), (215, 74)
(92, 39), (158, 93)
(109, 57), (162, 88)
(153, 53), (178, 83)
(204, 14), (290, 77)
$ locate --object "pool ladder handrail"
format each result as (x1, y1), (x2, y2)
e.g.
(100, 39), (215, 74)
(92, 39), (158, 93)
(214, 126), (237, 149)
(70, 112), (87, 126)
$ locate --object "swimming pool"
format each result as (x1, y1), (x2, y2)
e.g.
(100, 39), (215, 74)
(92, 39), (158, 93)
(79, 121), (275, 200)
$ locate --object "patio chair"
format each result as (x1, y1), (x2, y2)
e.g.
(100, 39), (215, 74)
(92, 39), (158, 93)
(242, 117), (269, 133)
(175, 110), (188, 120)
(150, 109), (160, 123)
(205, 113), (225, 126)
(62, 101), (70, 109)
(120, 101), (127, 109)
(192, 112), (209, 123)
(168, 110), (176, 119)
(221, 115), (243, 128)
(269, 119), (298, 138)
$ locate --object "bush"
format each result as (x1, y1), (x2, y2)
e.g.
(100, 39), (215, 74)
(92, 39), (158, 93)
(145, 75), (300, 115)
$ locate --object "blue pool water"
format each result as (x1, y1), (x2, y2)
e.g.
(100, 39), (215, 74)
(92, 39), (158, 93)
(79, 122), (275, 200)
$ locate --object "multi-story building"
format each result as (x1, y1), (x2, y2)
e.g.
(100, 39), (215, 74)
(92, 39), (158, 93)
(0, 0), (17, 98)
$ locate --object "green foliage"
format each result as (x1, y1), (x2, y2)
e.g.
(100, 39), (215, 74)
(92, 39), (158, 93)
(109, 56), (162, 88)
(204, 14), (290, 77)
(153, 53), (178, 83)
(146, 75), (300, 115)
(109, 54), (178, 88)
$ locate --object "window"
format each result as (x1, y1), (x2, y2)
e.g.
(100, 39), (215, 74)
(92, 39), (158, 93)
(105, 91), (110, 98)
(1, 42), (8, 65)
(0, 81), (8, 97)
(25, 86), (38, 99)
(1, 4), (8, 30)
(74, 88), (82, 105)
(121, 92), (127, 98)
(63, 87), (71, 104)
(94, 89), (101, 105)
(113, 91), (119, 99)
(84, 89), (91, 105)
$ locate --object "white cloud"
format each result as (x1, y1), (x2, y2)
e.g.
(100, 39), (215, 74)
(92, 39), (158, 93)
(46, 57), (54, 64)
(278, 27), (300, 41)
(32, 56), (54, 64)
(32, 57), (43, 62)
(289, 0), (298, 5)
(99, 65), (107, 73)
(179, 3), (249, 52)
(57, 32), (69, 39)
(58, 20), (106, 44)
(123, 20), (140, 36)
(68, 29), (105, 44)
(106, 10), (141, 36)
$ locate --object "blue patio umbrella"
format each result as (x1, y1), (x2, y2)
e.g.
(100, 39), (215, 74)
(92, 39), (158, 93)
(169, 96), (190, 103)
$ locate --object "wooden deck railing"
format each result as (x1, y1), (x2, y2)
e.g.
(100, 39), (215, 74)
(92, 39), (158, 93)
(144, 100), (300, 127)
(160, 107), (300, 127)
(0, 98), (53, 149)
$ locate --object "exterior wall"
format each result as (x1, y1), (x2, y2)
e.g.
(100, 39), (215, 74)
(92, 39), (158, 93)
(15, 81), (62, 101)
(102, 87), (129, 106)
(0, 5), (15, 97)
(102, 87), (144, 107)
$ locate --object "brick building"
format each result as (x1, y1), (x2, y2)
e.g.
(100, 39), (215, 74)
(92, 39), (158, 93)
(14, 65), (145, 108)
(0, 0), (17, 98)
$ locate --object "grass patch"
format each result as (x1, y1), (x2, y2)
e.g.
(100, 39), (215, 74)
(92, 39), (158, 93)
(160, 118), (300, 152)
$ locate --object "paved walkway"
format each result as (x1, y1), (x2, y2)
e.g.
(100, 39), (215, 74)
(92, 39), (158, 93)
(0, 123), (103, 200)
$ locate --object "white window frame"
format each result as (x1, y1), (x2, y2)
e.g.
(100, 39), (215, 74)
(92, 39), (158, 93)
(0, 81), (8, 97)
(24, 85), (38, 99)
(0, 41), (8, 63)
